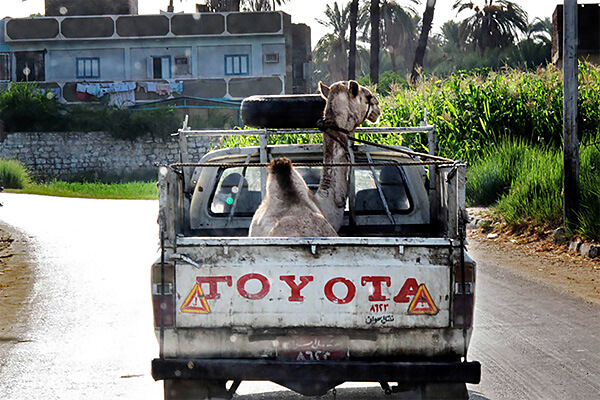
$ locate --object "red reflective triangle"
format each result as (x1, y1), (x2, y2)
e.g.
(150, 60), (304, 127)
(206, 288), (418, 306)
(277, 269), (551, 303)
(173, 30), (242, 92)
(407, 284), (438, 315)
(181, 283), (211, 314)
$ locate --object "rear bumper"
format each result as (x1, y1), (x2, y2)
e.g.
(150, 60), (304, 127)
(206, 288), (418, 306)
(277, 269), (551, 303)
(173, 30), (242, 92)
(156, 327), (473, 359)
(151, 358), (481, 384)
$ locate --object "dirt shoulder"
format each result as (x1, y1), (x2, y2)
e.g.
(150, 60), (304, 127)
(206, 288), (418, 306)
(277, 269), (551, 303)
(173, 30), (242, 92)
(468, 209), (600, 306)
(0, 224), (33, 357)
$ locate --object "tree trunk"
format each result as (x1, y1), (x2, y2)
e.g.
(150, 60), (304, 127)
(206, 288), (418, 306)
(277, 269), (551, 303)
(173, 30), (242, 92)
(411, 0), (436, 84)
(348, 0), (359, 80)
(369, 0), (380, 85)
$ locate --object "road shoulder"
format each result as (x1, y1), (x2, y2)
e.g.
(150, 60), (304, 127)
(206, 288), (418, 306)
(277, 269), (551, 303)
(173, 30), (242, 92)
(0, 224), (34, 362)
(468, 230), (600, 306)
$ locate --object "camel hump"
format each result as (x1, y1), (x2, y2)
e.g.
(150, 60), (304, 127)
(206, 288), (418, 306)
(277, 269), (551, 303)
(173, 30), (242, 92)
(269, 158), (299, 200)
(269, 157), (294, 176)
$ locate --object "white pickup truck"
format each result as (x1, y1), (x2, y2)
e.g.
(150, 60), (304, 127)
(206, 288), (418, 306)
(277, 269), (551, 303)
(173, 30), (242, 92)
(150, 100), (480, 400)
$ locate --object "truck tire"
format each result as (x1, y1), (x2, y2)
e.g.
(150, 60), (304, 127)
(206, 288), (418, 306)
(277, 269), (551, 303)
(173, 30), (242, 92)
(241, 94), (326, 129)
(164, 380), (231, 400)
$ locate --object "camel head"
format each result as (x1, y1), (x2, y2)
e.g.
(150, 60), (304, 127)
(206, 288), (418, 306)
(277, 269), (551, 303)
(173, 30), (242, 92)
(319, 80), (381, 133)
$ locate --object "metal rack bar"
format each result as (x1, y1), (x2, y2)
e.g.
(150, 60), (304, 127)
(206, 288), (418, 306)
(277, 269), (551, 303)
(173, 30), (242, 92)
(172, 126), (436, 137)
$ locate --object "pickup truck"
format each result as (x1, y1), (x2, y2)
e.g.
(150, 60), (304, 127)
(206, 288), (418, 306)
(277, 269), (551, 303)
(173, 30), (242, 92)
(150, 107), (480, 399)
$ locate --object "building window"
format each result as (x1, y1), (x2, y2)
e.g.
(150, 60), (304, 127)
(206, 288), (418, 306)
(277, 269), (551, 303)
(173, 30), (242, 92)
(76, 58), (100, 79)
(16, 51), (45, 82)
(225, 54), (249, 76)
(0, 53), (10, 81)
(173, 56), (190, 76)
(263, 53), (279, 64)
(151, 56), (171, 79)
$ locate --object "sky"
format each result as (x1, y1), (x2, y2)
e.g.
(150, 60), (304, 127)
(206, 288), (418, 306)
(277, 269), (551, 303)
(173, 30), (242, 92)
(1, 0), (599, 48)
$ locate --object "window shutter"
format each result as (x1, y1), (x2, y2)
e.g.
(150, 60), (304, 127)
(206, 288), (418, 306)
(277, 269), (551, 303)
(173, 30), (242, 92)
(147, 57), (153, 79)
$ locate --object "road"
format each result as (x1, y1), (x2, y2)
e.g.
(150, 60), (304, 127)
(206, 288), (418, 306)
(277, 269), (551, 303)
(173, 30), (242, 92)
(0, 193), (599, 399)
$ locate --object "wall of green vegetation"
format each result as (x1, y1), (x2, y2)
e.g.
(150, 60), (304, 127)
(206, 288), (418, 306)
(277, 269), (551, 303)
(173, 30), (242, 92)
(377, 63), (598, 240)
(378, 63), (600, 162)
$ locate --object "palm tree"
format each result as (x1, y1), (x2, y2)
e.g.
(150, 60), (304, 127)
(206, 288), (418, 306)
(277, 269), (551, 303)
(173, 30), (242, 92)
(453, 0), (528, 53)
(509, 17), (552, 69)
(314, 2), (352, 82)
(370, 0), (381, 85)
(439, 21), (464, 52)
(525, 17), (552, 45)
(360, 0), (418, 81)
(411, 0), (436, 83)
(348, 0), (360, 80)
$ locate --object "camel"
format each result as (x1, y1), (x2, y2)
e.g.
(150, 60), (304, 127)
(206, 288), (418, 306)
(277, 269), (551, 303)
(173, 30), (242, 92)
(249, 80), (381, 237)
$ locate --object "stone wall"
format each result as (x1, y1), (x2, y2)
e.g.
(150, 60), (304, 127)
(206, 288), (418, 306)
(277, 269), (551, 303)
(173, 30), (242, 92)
(0, 131), (217, 180)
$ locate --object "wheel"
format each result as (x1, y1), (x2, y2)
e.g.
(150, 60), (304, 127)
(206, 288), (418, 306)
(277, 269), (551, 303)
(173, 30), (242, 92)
(241, 94), (326, 129)
(164, 380), (231, 400)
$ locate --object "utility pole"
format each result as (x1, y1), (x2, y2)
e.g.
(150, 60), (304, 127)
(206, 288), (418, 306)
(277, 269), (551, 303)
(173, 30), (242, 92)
(563, 0), (579, 230)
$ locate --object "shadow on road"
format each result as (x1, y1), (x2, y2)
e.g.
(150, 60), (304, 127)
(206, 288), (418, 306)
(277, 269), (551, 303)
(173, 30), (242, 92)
(467, 391), (491, 400)
(234, 386), (492, 400)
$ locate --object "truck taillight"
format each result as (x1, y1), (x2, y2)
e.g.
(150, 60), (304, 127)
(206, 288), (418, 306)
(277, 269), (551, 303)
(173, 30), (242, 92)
(452, 259), (475, 328)
(152, 258), (175, 328)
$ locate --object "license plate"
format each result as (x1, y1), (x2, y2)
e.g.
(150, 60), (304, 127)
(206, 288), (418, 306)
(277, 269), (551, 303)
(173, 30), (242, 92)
(276, 335), (349, 361)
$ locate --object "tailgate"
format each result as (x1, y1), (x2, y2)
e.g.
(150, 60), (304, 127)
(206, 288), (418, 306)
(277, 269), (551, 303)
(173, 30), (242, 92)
(173, 237), (452, 330)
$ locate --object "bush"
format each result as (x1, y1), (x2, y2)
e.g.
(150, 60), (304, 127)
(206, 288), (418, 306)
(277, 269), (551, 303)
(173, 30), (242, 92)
(67, 106), (180, 140)
(0, 83), (65, 132)
(0, 159), (30, 189)
(0, 84), (181, 139)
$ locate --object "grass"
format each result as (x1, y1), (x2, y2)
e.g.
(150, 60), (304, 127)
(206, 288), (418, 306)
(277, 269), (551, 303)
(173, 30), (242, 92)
(467, 138), (600, 241)
(495, 146), (563, 228)
(16, 181), (158, 200)
(0, 159), (157, 199)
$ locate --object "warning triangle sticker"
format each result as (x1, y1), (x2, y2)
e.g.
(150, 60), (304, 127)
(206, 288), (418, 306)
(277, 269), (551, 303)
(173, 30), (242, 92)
(407, 284), (438, 315)
(181, 283), (211, 314)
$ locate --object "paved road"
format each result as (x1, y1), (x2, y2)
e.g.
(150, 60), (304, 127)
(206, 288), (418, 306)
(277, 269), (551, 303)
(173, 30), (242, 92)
(466, 241), (600, 400)
(0, 193), (599, 399)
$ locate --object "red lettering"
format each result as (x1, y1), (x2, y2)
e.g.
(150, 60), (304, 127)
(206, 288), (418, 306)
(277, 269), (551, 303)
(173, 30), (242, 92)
(361, 276), (391, 301)
(237, 273), (270, 300)
(393, 278), (419, 303)
(280, 275), (314, 302)
(324, 277), (356, 304)
(196, 276), (232, 299)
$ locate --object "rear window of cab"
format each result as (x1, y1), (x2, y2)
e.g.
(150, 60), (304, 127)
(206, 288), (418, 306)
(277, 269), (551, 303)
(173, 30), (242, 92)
(209, 164), (413, 216)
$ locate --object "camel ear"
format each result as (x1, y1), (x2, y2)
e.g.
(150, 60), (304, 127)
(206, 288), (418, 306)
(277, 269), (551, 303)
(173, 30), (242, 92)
(348, 80), (360, 98)
(319, 81), (330, 99)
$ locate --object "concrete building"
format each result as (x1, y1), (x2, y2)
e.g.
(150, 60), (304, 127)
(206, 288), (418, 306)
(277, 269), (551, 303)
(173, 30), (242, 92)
(552, 3), (600, 66)
(0, 9), (312, 104)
